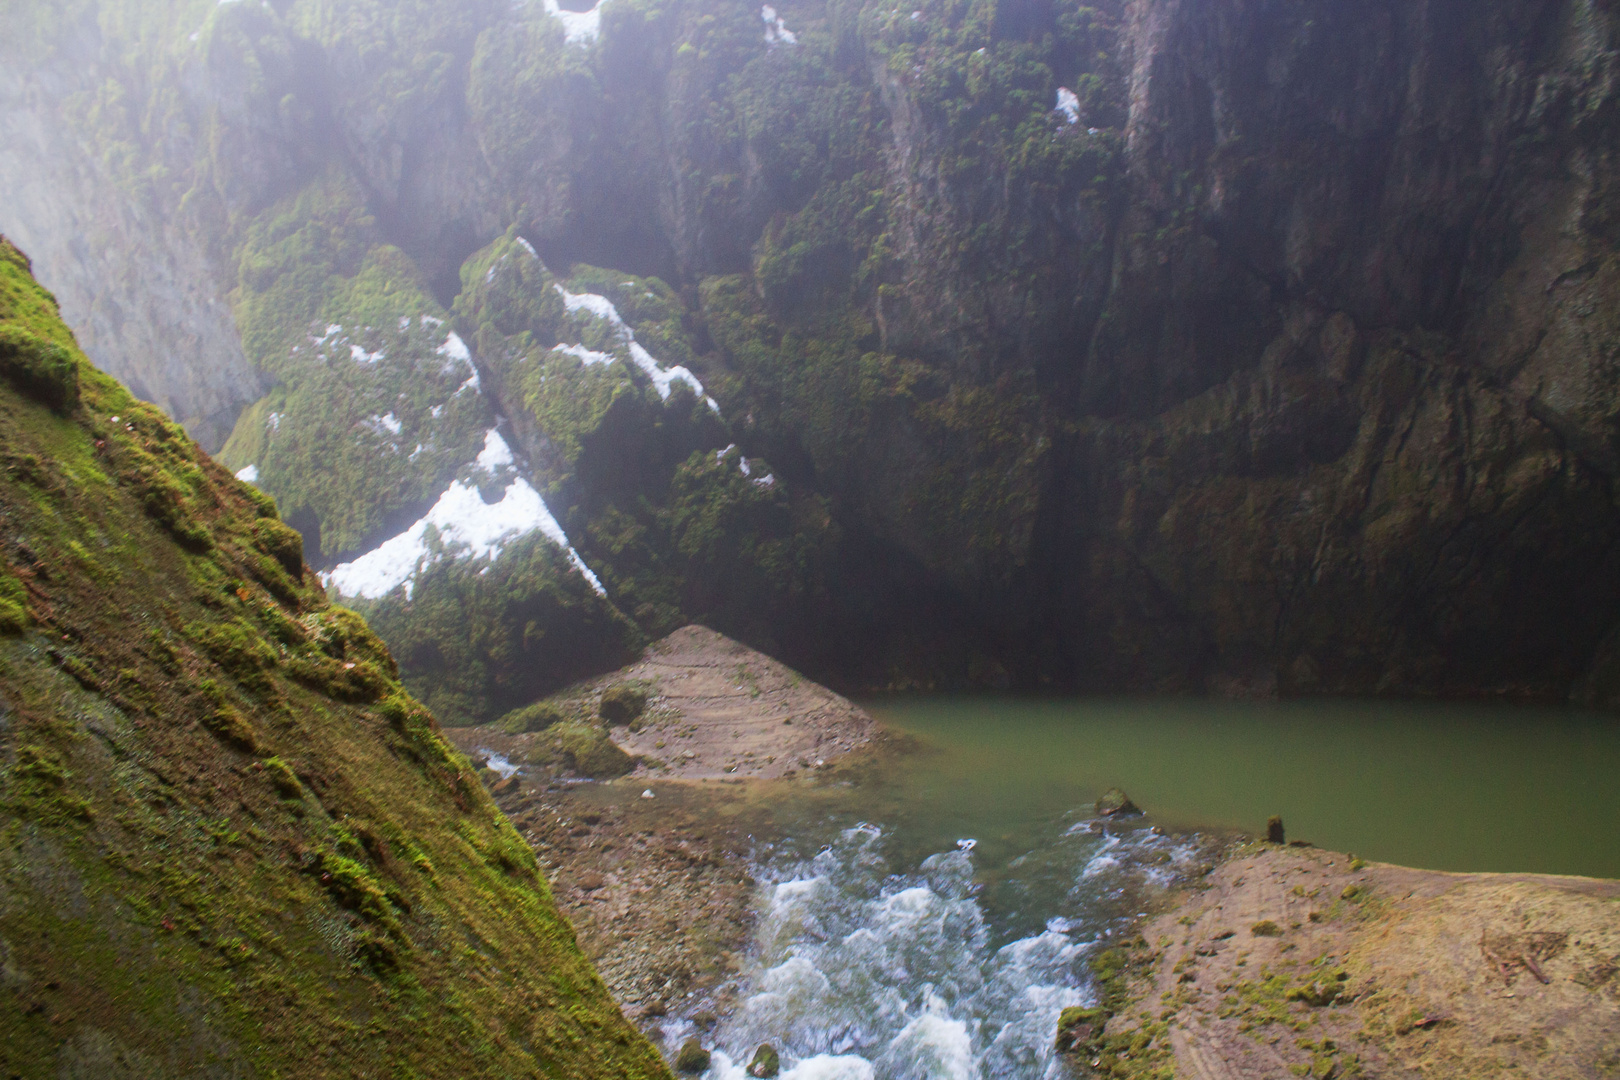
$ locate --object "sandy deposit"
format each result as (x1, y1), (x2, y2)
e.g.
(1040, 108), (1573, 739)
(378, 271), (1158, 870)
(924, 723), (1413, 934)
(1103, 843), (1620, 1080)
(578, 624), (876, 780)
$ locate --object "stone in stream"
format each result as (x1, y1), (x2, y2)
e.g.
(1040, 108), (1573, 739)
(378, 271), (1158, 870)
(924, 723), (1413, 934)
(1267, 816), (1286, 844)
(674, 1038), (711, 1074)
(746, 1043), (781, 1078)
(1095, 787), (1141, 817)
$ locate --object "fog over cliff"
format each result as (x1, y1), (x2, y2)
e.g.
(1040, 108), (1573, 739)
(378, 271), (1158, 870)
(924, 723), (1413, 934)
(3, 0), (1617, 716)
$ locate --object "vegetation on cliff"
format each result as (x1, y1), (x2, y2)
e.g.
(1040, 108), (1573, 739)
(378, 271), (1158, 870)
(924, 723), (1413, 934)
(0, 235), (670, 1077)
(5, 0), (1620, 704)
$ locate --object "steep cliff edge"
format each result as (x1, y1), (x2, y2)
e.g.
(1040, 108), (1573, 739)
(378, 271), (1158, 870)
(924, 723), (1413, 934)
(0, 235), (669, 1076)
(4, 0), (1618, 703)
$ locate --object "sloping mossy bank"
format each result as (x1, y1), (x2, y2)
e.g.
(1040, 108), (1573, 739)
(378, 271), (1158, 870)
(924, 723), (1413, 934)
(0, 234), (671, 1077)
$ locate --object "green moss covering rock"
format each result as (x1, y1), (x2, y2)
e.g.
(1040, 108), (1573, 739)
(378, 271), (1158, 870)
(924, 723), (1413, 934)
(0, 325), (78, 413)
(0, 238), (671, 1079)
(599, 684), (648, 725)
(500, 700), (564, 734)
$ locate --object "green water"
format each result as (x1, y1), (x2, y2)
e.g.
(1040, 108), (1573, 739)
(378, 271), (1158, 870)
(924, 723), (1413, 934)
(859, 695), (1620, 880)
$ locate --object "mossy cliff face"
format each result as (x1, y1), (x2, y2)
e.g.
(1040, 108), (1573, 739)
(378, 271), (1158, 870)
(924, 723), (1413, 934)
(0, 235), (671, 1078)
(5, 0), (1620, 700)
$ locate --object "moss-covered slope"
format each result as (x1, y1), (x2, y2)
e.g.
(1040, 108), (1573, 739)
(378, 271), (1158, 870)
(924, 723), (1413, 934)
(0, 234), (669, 1077)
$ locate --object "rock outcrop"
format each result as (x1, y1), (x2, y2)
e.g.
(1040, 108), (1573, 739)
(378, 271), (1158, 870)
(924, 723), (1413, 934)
(3, 0), (1617, 703)
(0, 234), (669, 1078)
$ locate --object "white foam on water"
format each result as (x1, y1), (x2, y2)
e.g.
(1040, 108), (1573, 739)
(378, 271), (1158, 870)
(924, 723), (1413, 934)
(693, 818), (1200, 1080)
(485, 753), (518, 780)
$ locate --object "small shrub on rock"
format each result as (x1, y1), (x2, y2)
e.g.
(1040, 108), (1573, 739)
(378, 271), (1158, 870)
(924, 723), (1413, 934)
(599, 684), (647, 726)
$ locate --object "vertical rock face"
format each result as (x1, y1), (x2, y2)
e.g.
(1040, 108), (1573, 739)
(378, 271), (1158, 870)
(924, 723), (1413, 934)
(0, 66), (263, 450)
(3, 0), (1617, 702)
(1033, 0), (1620, 697)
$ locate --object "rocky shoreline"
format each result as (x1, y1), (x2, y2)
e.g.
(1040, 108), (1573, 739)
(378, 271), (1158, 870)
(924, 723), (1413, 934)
(449, 629), (1620, 1078)
(1065, 835), (1620, 1080)
(443, 626), (891, 1040)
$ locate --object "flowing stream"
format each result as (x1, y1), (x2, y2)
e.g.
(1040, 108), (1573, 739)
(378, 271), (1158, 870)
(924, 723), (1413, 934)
(653, 696), (1620, 1079)
(677, 817), (1197, 1080)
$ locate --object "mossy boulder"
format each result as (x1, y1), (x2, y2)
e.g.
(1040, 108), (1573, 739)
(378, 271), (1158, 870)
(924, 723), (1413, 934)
(674, 1039), (711, 1074)
(252, 518), (305, 576)
(554, 722), (635, 779)
(1095, 787), (1140, 817)
(746, 1044), (781, 1078)
(1055, 1005), (1109, 1053)
(500, 701), (564, 734)
(599, 685), (648, 726)
(0, 324), (78, 413)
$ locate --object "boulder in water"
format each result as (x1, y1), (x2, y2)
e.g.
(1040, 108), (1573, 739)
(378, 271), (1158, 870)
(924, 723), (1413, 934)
(674, 1038), (711, 1074)
(747, 1043), (781, 1078)
(1095, 787), (1141, 817)
(1055, 1005), (1109, 1052)
(1267, 816), (1286, 844)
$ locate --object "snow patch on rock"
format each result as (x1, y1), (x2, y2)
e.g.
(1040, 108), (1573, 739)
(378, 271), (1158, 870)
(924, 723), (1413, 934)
(544, 0), (605, 45)
(1056, 87), (1080, 124)
(324, 429), (605, 601)
(554, 283), (721, 412)
(762, 5), (798, 44)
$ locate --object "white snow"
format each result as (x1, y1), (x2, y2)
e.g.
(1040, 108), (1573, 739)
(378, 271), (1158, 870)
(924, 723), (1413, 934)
(515, 236), (540, 260)
(267, 411), (284, 432)
(436, 330), (481, 393)
(762, 5), (798, 44)
(552, 343), (616, 366)
(324, 429), (605, 601)
(234, 464), (259, 483)
(475, 428), (516, 471)
(367, 412), (403, 436)
(554, 283), (721, 413)
(1056, 87), (1081, 124)
(544, 0), (605, 45)
(438, 330), (473, 366)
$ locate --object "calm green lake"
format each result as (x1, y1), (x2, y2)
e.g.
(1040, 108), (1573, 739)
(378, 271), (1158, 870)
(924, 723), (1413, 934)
(860, 695), (1620, 881)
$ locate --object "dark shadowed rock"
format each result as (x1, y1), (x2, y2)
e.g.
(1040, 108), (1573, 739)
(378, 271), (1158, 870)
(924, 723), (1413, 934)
(674, 1039), (711, 1074)
(1096, 787), (1141, 817)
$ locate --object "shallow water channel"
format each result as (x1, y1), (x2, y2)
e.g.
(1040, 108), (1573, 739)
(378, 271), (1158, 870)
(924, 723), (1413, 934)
(655, 696), (1620, 1080)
